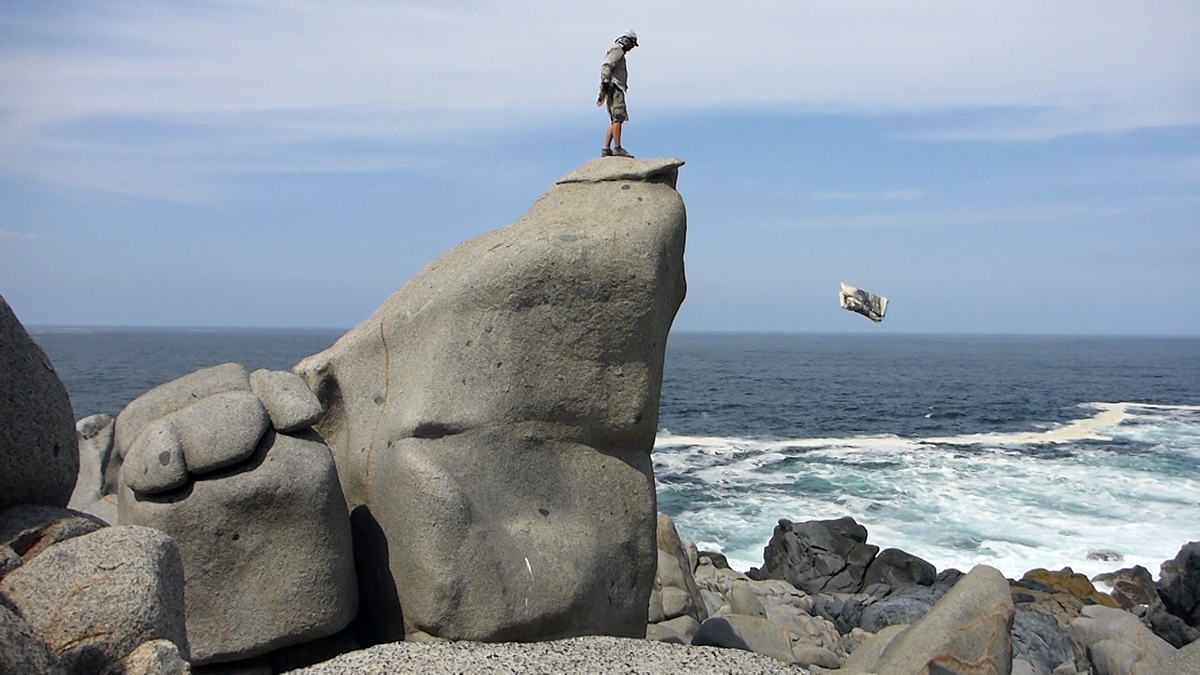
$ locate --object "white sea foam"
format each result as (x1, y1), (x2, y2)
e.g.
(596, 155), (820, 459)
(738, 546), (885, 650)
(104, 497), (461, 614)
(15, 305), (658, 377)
(654, 402), (1200, 580)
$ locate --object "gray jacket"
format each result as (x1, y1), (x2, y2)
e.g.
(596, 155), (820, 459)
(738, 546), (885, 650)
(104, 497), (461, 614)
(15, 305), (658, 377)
(600, 43), (629, 92)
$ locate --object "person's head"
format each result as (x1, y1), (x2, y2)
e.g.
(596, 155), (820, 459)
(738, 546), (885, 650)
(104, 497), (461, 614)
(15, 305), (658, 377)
(618, 29), (638, 51)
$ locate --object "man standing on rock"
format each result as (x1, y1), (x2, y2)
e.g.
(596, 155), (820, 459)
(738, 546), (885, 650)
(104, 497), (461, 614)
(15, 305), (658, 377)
(597, 30), (638, 158)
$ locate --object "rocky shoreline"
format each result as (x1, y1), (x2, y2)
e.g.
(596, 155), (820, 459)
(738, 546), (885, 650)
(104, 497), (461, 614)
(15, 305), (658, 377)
(3, 158), (1198, 674)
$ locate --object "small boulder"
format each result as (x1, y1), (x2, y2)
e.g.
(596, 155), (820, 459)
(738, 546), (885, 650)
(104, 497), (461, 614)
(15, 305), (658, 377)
(872, 564), (1015, 675)
(861, 547), (938, 589)
(729, 580), (768, 618)
(122, 418), (189, 494)
(1012, 605), (1074, 674)
(0, 503), (107, 561)
(1144, 600), (1200, 648)
(1092, 565), (1157, 610)
(692, 615), (796, 664)
(250, 369), (324, 433)
(0, 293), (79, 512)
(1069, 605), (1174, 675)
(841, 623), (910, 673)
(0, 526), (188, 674)
(1022, 567), (1120, 609)
(859, 589), (938, 633)
(753, 517), (879, 595)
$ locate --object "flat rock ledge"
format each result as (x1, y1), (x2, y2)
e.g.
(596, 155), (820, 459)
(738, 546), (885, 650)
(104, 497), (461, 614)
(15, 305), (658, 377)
(556, 157), (685, 186)
(292, 636), (804, 675)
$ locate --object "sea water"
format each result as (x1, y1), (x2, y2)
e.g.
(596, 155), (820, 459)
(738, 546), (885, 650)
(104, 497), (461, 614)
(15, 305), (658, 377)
(35, 329), (1200, 580)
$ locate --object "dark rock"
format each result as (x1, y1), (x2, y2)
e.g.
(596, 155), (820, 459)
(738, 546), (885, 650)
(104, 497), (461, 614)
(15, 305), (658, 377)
(861, 547), (937, 589)
(1157, 541), (1200, 627)
(0, 293), (79, 512)
(1145, 599), (1200, 648)
(1012, 606), (1074, 675)
(266, 628), (360, 673)
(756, 517), (879, 595)
(859, 590), (938, 633)
(1091, 565), (1157, 610)
(700, 551), (731, 570)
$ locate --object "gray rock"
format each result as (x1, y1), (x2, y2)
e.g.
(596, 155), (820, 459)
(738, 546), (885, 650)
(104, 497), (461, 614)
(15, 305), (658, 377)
(842, 623), (909, 673)
(111, 363), (252, 490)
(754, 517), (879, 594)
(873, 564), (1015, 675)
(1013, 605), (1074, 674)
(1092, 565), (1157, 610)
(103, 639), (191, 675)
(1069, 604), (1175, 675)
(645, 622), (688, 644)
(294, 157), (687, 641)
(658, 548), (687, 592)
(812, 591), (880, 634)
(0, 293), (78, 512)
(861, 547), (937, 589)
(729, 580), (768, 618)
(648, 587), (665, 623)
(1013, 657), (1039, 675)
(1145, 599), (1200, 648)
(683, 539), (699, 575)
(191, 656), (272, 674)
(1148, 637), (1200, 675)
(0, 526), (188, 674)
(661, 586), (693, 620)
(250, 369), (324, 433)
(657, 513), (707, 624)
(859, 591), (937, 633)
(658, 614), (701, 642)
(172, 390), (269, 474)
(1157, 541), (1200, 627)
(0, 503), (107, 562)
(119, 430), (357, 665)
(123, 418), (189, 494)
(70, 413), (120, 523)
(692, 615), (796, 664)
(700, 589), (725, 617)
(1, 602), (64, 675)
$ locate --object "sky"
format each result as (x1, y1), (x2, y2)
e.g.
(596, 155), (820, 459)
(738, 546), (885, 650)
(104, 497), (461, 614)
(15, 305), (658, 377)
(2, 1), (1198, 335)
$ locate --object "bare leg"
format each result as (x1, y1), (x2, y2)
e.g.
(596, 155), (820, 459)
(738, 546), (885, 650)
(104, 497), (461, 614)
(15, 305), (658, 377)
(605, 123), (615, 150)
(612, 122), (623, 149)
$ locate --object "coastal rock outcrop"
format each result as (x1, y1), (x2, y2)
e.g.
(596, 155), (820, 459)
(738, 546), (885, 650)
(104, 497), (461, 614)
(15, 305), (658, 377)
(116, 366), (357, 664)
(646, 513), (707, 642)
(751, 517), (881, 595)
(1157, 542), (1200, 629)
(0, 525), (188, 673)
(0, 293), (79, 512)
(295, 157), (687, 641)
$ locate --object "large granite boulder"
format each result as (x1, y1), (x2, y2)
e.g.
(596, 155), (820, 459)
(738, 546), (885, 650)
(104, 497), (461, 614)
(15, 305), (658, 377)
(751, 517), (880, 595)
(294, 157), (687, 641)
(1069, 605), (1175, 675)
(692, 615), (799, 665)
(1150, 638), (1200, 675)
(120, 429), (357, 664)
(871, 564), (1015, 674)
(1157, 542), (1200, 628)
(0, 526), (188, 673)
(0, 294), (79, 511)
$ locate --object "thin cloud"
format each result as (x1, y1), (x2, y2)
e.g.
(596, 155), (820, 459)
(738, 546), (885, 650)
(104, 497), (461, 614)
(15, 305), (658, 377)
(0, 229), (42, 242)
(813, 190), (926, 202)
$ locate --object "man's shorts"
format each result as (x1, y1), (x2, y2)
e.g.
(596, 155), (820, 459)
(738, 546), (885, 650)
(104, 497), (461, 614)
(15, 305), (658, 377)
(606, 87), (628, 123)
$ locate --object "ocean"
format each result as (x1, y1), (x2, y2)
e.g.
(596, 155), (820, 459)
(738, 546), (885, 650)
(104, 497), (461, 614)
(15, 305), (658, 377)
(33, 329), (1200, 581)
